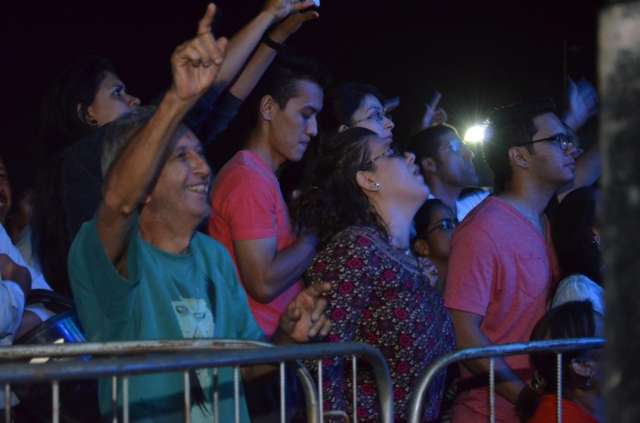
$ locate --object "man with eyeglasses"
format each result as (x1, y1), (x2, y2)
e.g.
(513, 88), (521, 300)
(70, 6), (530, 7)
(443, 100), (576, 422)
(408, 81), (598, 223)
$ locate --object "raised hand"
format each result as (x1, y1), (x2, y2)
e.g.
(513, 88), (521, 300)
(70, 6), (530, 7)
(170, 4), (228, 102)
(263, 0), (317, 23)
(278, 282), (331, 343)
(269, 9), (319, 43)
(421, 91), (447, 129)
(564, 78), (598, 130)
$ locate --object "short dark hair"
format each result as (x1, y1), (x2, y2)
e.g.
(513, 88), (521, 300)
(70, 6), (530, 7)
(253, 54), (328, 110)
(484, 99), (557, 192)
(407, 124), (459, 163)
(414, 198), (452, 237)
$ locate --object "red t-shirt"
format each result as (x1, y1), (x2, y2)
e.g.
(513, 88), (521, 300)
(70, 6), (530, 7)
(445, 196), (560, 422)
(208, 150), (302, 336)
(529, 395), (599, 423)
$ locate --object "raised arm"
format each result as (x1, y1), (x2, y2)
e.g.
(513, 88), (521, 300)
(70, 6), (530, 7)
(559, 79), (600, 198)
(229, 8), (319, 100)
(213, 0), (316, 92)
(97, 4), (227, 272)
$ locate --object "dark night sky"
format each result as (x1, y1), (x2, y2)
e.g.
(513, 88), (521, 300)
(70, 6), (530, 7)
(3, 0), (602, 163)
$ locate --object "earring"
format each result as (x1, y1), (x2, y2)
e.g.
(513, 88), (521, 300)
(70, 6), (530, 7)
(374, 182), (381, 191)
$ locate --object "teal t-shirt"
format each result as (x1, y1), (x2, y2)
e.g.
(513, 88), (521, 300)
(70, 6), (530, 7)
(68, 218), (264, 422)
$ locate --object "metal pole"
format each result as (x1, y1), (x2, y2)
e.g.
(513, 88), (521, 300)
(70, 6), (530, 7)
(52, 380), (60, 423)
(112, 376), (118, 423)
(318, 359), (324, 423)
(556, 353), (563, 423)
(212, 368), (219, 423)
(184, 371), (191, 423)
(4, 384), (10, 423)
(280, 362), (286, 423)
(352, 355), (358, 423)
(123, 376), (129, 423)
(234, 367), (240, 423)
(489, 358), (495, 423)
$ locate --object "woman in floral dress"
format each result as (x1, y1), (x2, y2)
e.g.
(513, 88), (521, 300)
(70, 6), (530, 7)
(293, 127), (455, 422)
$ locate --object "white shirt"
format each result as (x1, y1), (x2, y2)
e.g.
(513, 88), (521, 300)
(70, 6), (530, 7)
(0, 224), (53, 345)
(426, 189), (490, 222)
(456, 190), (490, 222)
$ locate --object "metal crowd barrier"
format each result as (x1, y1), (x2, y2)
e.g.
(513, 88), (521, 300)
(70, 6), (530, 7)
(0, 340), (393, 423)
(408, 337), (604, 423)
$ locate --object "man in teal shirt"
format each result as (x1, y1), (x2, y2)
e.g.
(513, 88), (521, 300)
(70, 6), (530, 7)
(68, 5), (330, 422)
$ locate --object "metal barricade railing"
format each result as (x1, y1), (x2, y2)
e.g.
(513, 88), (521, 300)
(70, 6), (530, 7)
(407, 338), (604, 423)
(0, 340), (393, 423)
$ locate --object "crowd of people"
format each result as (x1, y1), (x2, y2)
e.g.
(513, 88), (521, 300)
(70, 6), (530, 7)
(1, 1), (605, 422)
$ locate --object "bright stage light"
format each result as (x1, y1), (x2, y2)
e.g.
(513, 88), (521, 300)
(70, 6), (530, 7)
(464, 124), (488, 144)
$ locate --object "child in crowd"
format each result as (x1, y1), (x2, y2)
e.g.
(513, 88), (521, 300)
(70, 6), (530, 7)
(413, 198), (457, 293)
(523, 300), (603, 423)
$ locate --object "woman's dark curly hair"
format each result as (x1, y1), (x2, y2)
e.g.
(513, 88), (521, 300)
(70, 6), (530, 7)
(291, 127), (388, 246)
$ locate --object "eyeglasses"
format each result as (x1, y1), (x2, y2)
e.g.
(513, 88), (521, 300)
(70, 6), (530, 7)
(521, 133), (577, 152)
(370, 143), (403, 163)
(426, 218), (458, 234)
(353, 109), (391, 125)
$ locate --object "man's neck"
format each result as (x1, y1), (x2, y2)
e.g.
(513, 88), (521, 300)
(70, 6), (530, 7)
(139, 211), (197, 255)
(245, 129), (285, 173)
(497, 178), (556, 232)
(427, 178), (462, 214)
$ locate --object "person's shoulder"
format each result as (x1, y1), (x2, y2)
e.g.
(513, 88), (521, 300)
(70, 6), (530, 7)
(192, 232), (229, 256)
(333, 225), (378, 243)
(62, 129), (105, 161)
(322, 226), (382, 256)
(459, 196), (511, 229)
(215, 152), (274, 188)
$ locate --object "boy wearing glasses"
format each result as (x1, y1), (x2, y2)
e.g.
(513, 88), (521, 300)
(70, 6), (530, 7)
(413, 199), (457, 293)
(443, 100), (576, 422)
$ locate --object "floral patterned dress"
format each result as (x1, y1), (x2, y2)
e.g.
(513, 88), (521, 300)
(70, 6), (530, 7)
(304, 226), (455, 422)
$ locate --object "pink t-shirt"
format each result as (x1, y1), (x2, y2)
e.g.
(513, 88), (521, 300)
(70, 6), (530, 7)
(444, 196), (560, 422)
(208, 150), (303, 337)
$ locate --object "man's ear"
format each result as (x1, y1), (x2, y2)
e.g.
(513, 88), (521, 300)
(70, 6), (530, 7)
(508, 146), (530, 169)
(421, 157), (438, 174)
(259, 95), (276, 121)
(355, 170), (380, 193)
(338, 124), (350, 133)
(413, 238), (431, 258)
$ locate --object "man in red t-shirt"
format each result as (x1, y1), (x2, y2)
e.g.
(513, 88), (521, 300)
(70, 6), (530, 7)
(444, 100), (578, 422)
(209, 57), (324, 337)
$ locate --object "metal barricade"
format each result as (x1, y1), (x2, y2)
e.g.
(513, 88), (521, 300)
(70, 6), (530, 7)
(407, 338), (604, 423)
(0, 340), (393, 423)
